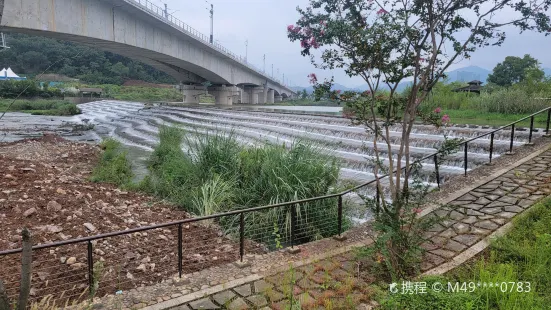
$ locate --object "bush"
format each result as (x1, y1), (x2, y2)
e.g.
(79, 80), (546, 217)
(90, 139), (133, 186)
(141, 126), (345, 247)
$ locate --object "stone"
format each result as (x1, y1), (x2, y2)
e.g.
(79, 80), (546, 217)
(234, 284), (252, 297)
(23, 208), (36, 217)
(466, 209), (484, 216)
(486, 201), (510, 208)
(21, 167), (36, 173)
(443, 239), (467, 252)
(297, 293), (316, 306)
(36, 271), (49, 281)
(463, 204), (484, 210)
(470, 227), (491, 235)
(56, 188), (67, 195)
(253, 280), (273, 293)
(462, 216), (478, 224)
(430, 249), (456, 258)
(60, 257), (67, 264)
(71, 263), (85, 269)
(497, 212), (516, 219)
(485, 194), (501, 201)
(474, 220), (499, 230)
(227, 298), (249, 310)
(66, 257), (77, 265)
(453, 234), (480, 246)
(264, 289), (285, 302)
(457, 193), (476, 201)
(141, 256), (151, 263)
(449, 211), (465, 221)
(126, 272), (134, 280)
(504, 205), (523, 213)
(491, 218), (507, 225)
(473, 197), (492, 205)
(84, 223), (97, 232)
(452, 223), (470, 234)
(136, 264), (146, 272)
(498, 196), (518, 204)
(212, 290), (235, 305)
(247, 295), (268, 308)
(479, 207), (502, 215)
(46, 200), (62, 212)
(425, 253), (445, 266)
(189, 298), (220, 309)
(439, 228), (457, 238)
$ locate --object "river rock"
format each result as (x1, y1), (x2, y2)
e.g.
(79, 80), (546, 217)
(23, 208), (37, 217)
(84, 223), (96, 232)
(136, 264), (146, 272)
(46, 200), (62, 212)
(66, 257), (77, 265)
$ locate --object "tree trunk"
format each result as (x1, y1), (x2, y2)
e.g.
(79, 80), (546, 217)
(17, 228), (32, 310)
(0, 279), (10, 310)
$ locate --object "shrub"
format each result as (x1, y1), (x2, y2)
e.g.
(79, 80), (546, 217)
(90, 139), (133, 186)
(142, 126), (345, 247)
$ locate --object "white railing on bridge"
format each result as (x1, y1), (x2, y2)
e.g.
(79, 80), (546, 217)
(125, 0), (288, 88)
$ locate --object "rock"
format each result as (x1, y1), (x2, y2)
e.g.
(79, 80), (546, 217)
(61, 153), (69, 158)
(84, 223), (96, 232)
(58, 233), (70, 241)
(4, 174), (16, 180)
(60, 257), (67, 264)
(126, 272), (134, 280)
(95, 249), (105, 256)
(149, 263), (155, 272)
(66, 257), (77, 265)
(46, 200), (62, 212)
(71, 263), (85, 269)
(136, 264), (146, 272)
(37, 225), (63, 234)
(23, 208), (37, 217)
(158, 235), (168, 241)
(56, 188), (67, 195)
(21, 168), (36, 173)
(141, 256), (151, 263)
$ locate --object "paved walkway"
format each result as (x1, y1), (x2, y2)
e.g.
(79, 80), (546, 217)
(84, 146), (551, 310)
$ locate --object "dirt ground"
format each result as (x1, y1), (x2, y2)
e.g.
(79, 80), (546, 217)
(0, 134), (263, 304)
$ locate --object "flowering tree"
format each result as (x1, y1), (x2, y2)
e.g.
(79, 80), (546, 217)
(288, 0), (551, 278)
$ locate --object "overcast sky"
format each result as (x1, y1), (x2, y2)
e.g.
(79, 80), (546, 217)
(151, 0), (551, 88)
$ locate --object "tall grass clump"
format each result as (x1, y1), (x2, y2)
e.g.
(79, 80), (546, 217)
(471, 88), (550, 114)
(142, 125), (345, 247)
(90, 139), (133, 186)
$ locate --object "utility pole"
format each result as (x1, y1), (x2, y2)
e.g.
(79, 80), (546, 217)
(164, 3), (168, 18)
(272, 64), (274, 77)
(263, 54), (266, 73)
(245, 40), (248, 62)
(205, 1), (214, 44)
(283, 73), (285, 85)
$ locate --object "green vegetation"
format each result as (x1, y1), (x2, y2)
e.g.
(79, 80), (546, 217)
(85, 84), (183, 102)
(0, 33), (175, 85)
(0, 80), (62, 99)
(135, 126), (344, 246)
(90, 139), (134, 186)
(488, 54), (544, 87)
(0, 99), (81, 116)
(377, 197), (551, 309)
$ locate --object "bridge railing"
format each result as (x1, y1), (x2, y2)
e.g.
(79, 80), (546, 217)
(126, 0), (288, 88)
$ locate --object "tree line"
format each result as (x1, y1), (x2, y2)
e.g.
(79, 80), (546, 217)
(0, 33), (176, 85)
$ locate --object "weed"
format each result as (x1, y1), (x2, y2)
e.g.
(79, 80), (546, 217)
(90, 139), (133, 186)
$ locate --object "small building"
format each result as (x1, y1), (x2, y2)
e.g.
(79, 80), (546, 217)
(79, 88), (104, 98)
(453, 80), (483, 94)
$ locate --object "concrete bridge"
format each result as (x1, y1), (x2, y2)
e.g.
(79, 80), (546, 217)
(0, 0), (296, 105)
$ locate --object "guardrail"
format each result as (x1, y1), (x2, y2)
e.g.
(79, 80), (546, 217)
(0, 106), (549, 305)
(126, 0), (288, 88)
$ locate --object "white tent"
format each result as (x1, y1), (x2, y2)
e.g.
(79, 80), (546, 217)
(0, 67), (26, 80)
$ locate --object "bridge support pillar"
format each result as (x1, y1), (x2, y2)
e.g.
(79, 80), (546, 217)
(267, 90), (275, 104)
(248, 89), (259, 105)
(208, 85), (236, 105)
(274, 95), (283, 102)
(259, 86), (268, 104)
(181, 85), (206, 104)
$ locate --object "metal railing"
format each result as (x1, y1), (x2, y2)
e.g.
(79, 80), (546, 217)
(0, 107), (549, 304)
(125, 0), (288, 88)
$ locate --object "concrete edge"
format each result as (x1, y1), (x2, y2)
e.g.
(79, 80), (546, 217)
(419, 145), (551, 218)
(143, 239), (374, 310)
(420, 222), (513, 276)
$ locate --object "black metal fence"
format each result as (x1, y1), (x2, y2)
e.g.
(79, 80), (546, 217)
(0, 107), (550, 306)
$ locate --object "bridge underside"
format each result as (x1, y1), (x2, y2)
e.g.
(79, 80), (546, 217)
(0, 0), (296, 105)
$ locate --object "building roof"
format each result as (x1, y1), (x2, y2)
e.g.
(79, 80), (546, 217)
(467, 80), (483, 85)
(79, 88), (104, 93)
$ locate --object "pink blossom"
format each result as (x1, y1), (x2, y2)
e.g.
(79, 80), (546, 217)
(442, 114), (450, 123)
(336, 90), (342, 94)
(300, 39), (310, 48)
(320, 20), (326, 26)
(287, 25), (294, 32)
(304, 28), (313, 36)
(376, 8), (388, 15)
(320, 29), (325, 36)
(308, 73), (318, 84)
(309, 37), (320, 49)
(434, 107), (441, 113)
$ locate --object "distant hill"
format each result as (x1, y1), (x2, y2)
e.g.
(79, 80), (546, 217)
(293, 65), (551, 94)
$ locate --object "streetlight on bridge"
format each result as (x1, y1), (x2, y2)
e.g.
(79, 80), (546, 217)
(245, 40), (248, 62)
(205, 1), (214, 44)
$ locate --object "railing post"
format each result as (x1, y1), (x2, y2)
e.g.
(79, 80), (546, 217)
(545, 108), (551, 137)
(287, 204), (300, 254)
(178, 223), (182, 278)
(433, 154), (440, 188)
(333, 195), (346, 241)
(527, 116), (535, 145)
(375, 186), (381, 216)
(87, 240), (93, 298)
(239, 212), (245, 262)
(464, 143), (468, 176)
(506, 124), (515, 155)
(488, 132), (494, 165)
